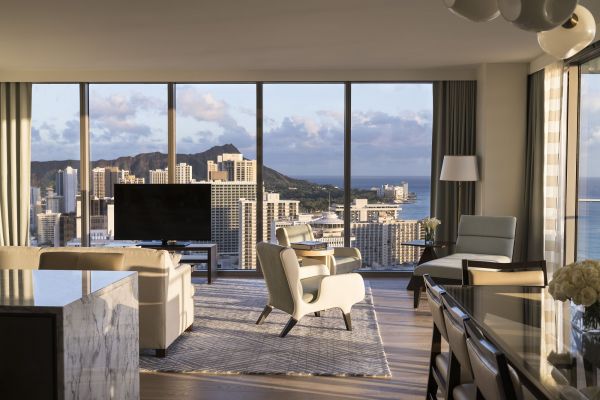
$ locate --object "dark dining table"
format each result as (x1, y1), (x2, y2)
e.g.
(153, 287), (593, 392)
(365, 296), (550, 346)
(443, 285), (600, 400)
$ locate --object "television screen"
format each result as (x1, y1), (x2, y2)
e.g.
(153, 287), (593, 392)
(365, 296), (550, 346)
(114, 184), (211, 241)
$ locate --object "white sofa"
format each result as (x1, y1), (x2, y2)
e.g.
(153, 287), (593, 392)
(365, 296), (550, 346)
(408, 215), (517, 308)
(0, 246), (194, 356)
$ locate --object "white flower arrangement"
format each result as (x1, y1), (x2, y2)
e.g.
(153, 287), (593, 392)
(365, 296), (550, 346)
(420, 217), (441, 242)
(421, 217), (441, 231)
(548, 260), (600, 307)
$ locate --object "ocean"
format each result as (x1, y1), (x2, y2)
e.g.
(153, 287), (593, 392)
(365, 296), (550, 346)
(294, 175), (600, 261)
(577, 177), (600, 260)
(292, 175), (431, 221)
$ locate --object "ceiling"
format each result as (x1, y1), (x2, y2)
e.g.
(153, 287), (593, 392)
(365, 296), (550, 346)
(1, 0), (599, 77)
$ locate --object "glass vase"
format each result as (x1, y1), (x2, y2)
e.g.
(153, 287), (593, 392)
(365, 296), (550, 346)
(424, 229), (435, 243)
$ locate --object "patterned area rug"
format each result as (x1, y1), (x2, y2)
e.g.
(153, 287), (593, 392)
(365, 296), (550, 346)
(140, 279), (391, 377)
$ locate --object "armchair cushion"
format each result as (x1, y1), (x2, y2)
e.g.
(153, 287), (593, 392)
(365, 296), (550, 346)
(301, 275), (326, 303)
(276, 225), (314, 247)
(414, 253), (511, 280)
(332, 247), (362, 274)
(455, 215), (516, 258)
(298, 264), (330, 280)
(332, 256), (362, 275)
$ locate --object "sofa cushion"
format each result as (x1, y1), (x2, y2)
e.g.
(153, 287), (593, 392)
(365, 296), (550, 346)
(39, 251), (81, 269)
(0, 246), (41, 269)
(413, 253), (511, 280)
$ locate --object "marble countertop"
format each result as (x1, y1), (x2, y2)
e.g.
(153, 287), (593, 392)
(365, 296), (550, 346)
(0, 270), (136, 307)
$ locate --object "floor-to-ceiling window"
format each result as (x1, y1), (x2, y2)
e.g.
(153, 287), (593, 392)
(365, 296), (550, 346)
(351, 84), (433, 271)
(176, 84), (256, 269)
(263, 83), (345, 256)
(89, 84), (168, 245)
(577, 60), (600, 260)
(29, 81), (434, 272)
(30, 84), (80, 247)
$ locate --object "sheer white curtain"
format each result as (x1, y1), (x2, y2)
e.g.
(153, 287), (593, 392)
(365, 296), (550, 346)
(543, 63), (566, 276)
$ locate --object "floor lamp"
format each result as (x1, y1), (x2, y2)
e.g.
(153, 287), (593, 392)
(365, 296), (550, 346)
(439, 155), (479, 226)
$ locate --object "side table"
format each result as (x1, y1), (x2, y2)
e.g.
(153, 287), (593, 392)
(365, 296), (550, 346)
(402, 240), (451, 308)
(292, 248), (335, 271)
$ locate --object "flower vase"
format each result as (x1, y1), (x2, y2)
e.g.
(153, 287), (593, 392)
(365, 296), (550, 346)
(582, 301), (600, 332)
(424, 229), (435, 244)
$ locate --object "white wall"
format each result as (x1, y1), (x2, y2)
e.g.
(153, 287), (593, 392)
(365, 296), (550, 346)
(476, 63), (529, 259)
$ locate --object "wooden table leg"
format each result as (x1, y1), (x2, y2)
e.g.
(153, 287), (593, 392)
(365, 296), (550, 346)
(208, 246), (217, 284)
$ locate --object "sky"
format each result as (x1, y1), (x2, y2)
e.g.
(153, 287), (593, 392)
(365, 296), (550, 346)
(31, 83), (434, 176)
(579, 71), (600, 180)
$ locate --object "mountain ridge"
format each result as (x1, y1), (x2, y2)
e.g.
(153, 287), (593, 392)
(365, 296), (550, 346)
(30, 144), (355, 211)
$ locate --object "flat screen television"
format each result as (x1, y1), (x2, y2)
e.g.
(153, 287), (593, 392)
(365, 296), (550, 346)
(114, 184), (211, 243)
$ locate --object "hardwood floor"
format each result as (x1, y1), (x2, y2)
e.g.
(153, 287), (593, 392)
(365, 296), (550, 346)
(140, 277), (433, 400)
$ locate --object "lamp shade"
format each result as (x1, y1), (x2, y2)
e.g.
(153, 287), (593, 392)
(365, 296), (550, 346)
(443, 0), (499, 23)
(498, 0), (577, 32)
(440, 155), (479, 182)
(538, 5), (596, 60)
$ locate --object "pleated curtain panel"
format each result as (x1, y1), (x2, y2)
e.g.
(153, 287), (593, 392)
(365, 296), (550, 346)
(521, 70), (545, 262)
(430, 81), (477, 249)
(0, 83), (32, 246)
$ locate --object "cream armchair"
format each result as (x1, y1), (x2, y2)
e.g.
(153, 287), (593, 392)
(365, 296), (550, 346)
(256, 242), (365, 337)
(276, 224), (362, 274)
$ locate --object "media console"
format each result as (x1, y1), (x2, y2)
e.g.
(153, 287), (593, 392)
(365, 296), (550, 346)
(138, 242), (218, 284)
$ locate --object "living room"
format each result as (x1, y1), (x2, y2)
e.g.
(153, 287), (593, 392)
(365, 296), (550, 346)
(1, 1), (599, 399)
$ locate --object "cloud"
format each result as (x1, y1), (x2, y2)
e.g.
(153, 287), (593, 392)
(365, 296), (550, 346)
(176, 86), (255, 152)
(263, 109), (432, 176)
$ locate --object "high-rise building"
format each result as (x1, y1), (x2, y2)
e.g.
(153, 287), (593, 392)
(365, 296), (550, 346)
(332, 198), (400, 222)
(309, 211), (346, 247)
(56, 166), (78, 212)
(351, 220), (423, 269)
(149, 168), (168, 184)
(117, 171), (145, 184)
(58, 213), (77, 246)
(377, 182), (409, 203)
(37, 210), (61, 246)
(103, 166), (120, 198)
(238, 192), (299, 269)
(30, 186), (41, 234)
(45, 187), (64, 213)
(149, 163), (193, 184)
(207, 153), (256, 182)
(211, 181), (257, 261)
(92, 167), (106, 198)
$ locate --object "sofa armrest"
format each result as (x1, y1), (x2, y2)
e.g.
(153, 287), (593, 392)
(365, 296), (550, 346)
(333, 246), (361, 259)
(165, 263), (194, 347)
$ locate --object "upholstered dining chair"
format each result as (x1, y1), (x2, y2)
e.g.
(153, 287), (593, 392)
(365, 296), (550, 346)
(441, 293), (474, 398)
(256, 242), (365, 337)
(461, 260), (547, 286)
(458, 318), (530, 400)
(423, 274), (451, 399)
(276, 224), (362, 275)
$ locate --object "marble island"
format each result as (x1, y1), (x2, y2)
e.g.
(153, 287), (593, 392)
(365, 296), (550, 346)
(0, 269), (139, 400)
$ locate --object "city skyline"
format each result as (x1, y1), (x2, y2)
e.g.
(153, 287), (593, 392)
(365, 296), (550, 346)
(30, 152), (427, 269)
